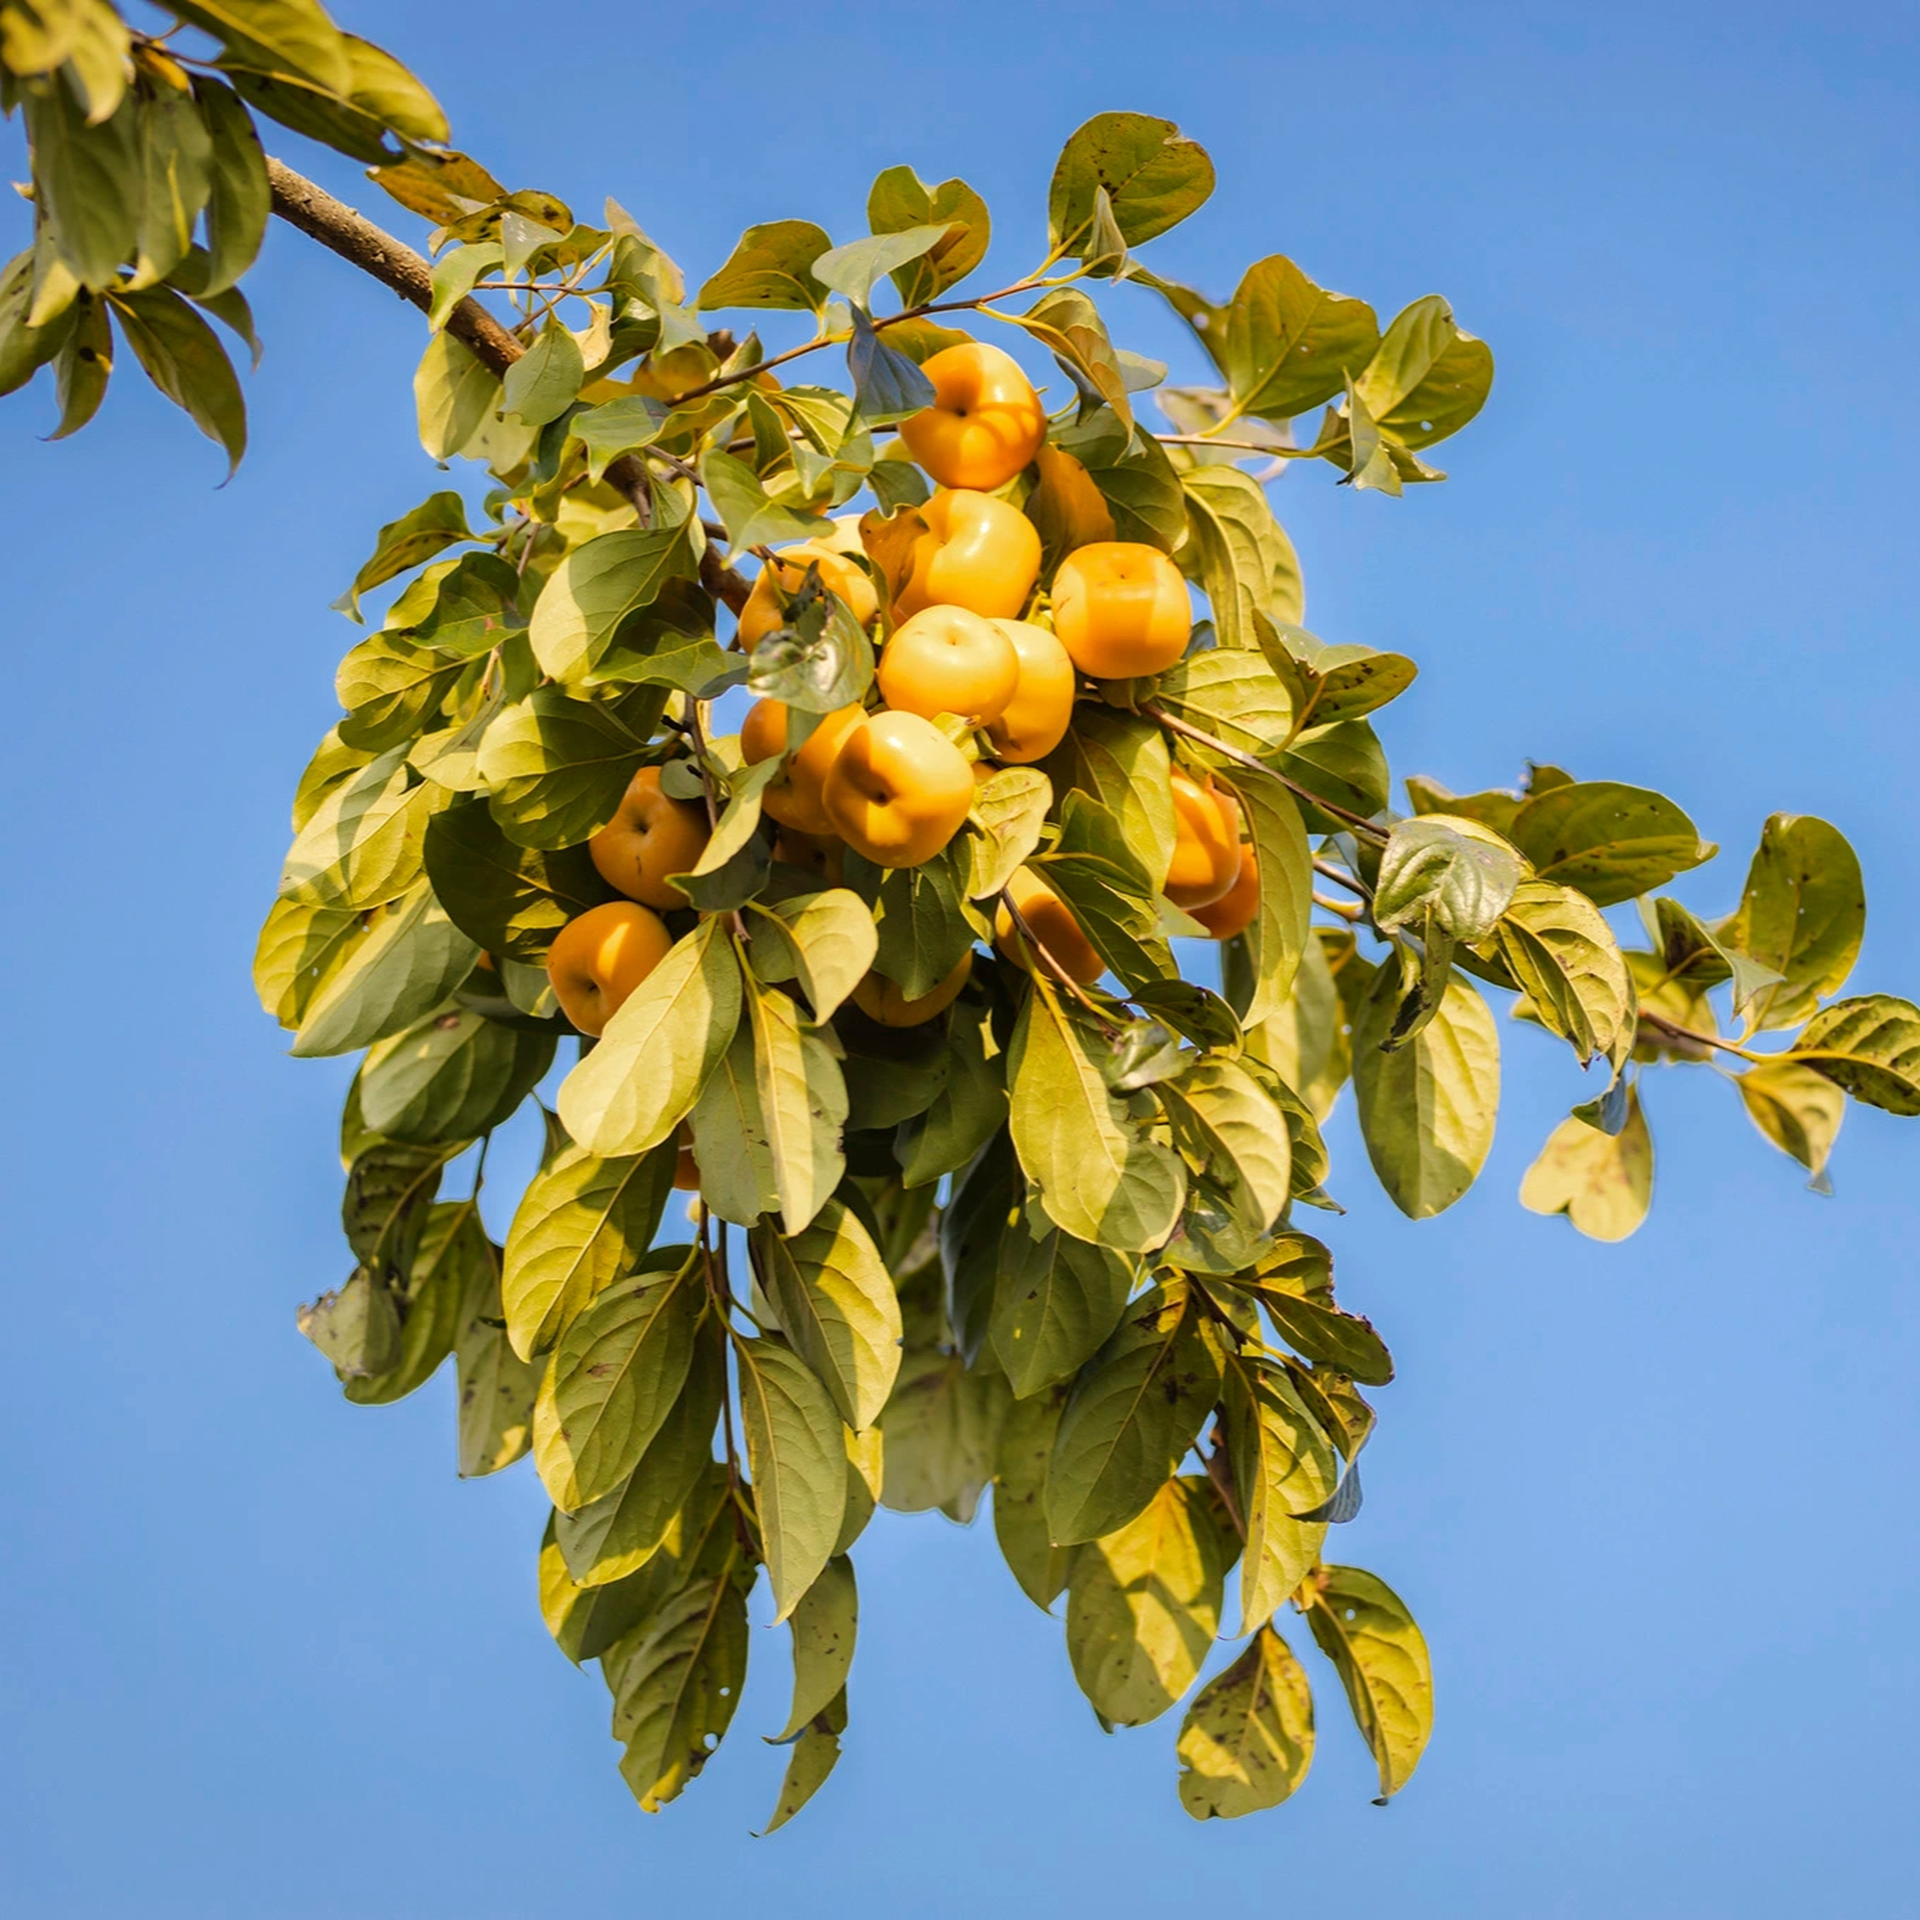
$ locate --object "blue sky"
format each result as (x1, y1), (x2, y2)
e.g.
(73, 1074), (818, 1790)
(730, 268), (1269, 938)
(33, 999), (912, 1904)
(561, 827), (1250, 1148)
(3, 3), (1917, 1914)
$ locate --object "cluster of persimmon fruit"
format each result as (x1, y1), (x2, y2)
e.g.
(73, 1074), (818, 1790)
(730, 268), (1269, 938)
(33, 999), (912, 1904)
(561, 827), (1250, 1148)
(544, 341), (1259, 1060)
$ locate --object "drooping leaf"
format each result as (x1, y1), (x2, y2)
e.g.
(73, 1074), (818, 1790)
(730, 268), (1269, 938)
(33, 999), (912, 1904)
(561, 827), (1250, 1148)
(1046, 1284), (1222, 1545)
(1520, 1088), (1655, 1242)
(753, 1199), (900, 1431)
(992, 1386), (1074, 1611)
(501, 1141), (678, 1360)
(1223, 1350), (1334, 1634)
(1507, 781), (1715, 908)
(989, 1221), (1134, 1400)
(1176, 1625), (1315, 1820)
(557, 917), (743, 1156)
(532, 1248), (704, 1512)
(1178, 462), (1303, 642)
(1721, 813), (1865, 1032)
(422, 794), (611, 965)
(109, 283), (246, 473)
(1064, 1475), (1231, 1726)
(530, 526), (696, 682)
(1304, 1565), (1434, 1800)
(735, 1333), (849, 1623)
(1495, 879), (1637, 1071)
(760, 1689), (846, 1834)
(1351, 963), (1500, 1218)
(1733, 1059), (1847, 1187)
(770, 1554), (857, 1743)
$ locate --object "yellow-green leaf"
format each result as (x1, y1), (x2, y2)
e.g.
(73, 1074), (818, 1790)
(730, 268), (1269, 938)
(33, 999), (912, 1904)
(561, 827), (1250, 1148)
(1176, 1624), (1315, 1819)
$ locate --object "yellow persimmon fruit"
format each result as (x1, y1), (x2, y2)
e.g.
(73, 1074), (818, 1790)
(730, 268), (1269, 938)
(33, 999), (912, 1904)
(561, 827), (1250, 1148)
(994, 868), (1104, 984)
(587, 765), (710, 911)
(1189, 841), (1259, 938)
(1051, 541), (1191, 678)
(893, 487), (1042, 621)
(877, 605), (1021, 725)
(735, 540), (879, 651)
(545, 901), (674, 1037)
(739, 699), (866, 837)
(821, 710), (974, 867)
(1164, 769), (1241, 909)
(851, 951), (974, 1027)
(898, 341), (1047, 491)
(985, 618), (1077, 763)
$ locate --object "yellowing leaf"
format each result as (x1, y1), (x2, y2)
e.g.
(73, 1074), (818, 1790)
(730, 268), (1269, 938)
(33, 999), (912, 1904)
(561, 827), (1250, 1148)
(1176, 1625), (1315, 1820)
(1304, 1565), (1433, 1800)
(1519, 1090), (1654, 1242)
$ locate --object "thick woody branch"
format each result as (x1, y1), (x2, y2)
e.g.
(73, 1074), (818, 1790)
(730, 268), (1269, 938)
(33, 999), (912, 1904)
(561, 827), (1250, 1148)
(263, 156), (752, 615)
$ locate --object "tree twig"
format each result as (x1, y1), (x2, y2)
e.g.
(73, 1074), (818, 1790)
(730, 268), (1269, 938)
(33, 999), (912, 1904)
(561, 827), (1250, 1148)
(263, 156), (754, 611)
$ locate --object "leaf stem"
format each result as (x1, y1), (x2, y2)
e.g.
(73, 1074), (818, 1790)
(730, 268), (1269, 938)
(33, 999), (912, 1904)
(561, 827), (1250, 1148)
(1636, 1007), (1765, 1062)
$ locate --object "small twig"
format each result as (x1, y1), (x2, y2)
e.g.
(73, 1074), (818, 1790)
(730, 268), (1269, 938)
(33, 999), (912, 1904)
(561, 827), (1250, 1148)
(1142, 702), (1391, 843)
(1314, 891), (1365, 920)
(1000, 892), (1117, 1034)
(1637, 1006), (1763, 1062)
(1313, 856), (1370, 898)
(1202, 1422), (1246, 1540)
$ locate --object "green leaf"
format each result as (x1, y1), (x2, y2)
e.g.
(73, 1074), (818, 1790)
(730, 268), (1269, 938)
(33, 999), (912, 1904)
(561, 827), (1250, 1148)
(1734, 1059), (1847, 1187)
(989, 1222), (1134, 1400)
(1030, 794), (1177, 992)
(340, 1199), (486, 1406)
(1219, 767), (1312, 1027)
(253, 893), (362, 1029)
(1064, 1475), (1230, 1726)
(854, 844), (975, 1000)
(735, 1334), (849, 1623)
(1153, 649), (1295, 759)
(1177, 1626), (1315, 1823)
(533, 1249), (702, 1511)
(1238, 1237), (1391, 1384)
(867, 167), (989, 305)
(1507, 781), (1715, 908)
(1270, 626), (1419, 730)
(771, 1554), (857, 1743)
(342, 1138), (451, 1276)
(1163, 1058), (1293, 1260)
(1046, 1284), (1222, 1544)
(48, 287), (108, 437)
(878, 1348), (1008, 1522)
(553, 1325), (724, 1585)
(896, 995), (1007, 1189)
(500, 314), (583, 426)
(1304, 1565), (1433, 1799)
(1721, 813), (1865, 1032)
(967, 767), (1053, 899)
(603, 1471), (754, 1810)
(1045, 708), (1178, 890)
(279, 746), (432, 910)
(1223, 254), (1379, 422)
(753, 1200), (898, 1430)
(126, 82), (212, 290)
(23, 75), (137, 288)
(422, 794), (610, 964)
(699, 444), (824, 551)
(372, 150), (505, 228)
(1650, 895), (1782, 1018)
(760, 1690), (846, 1833)
(747, 968), (849, 1232)
(1223, 1350), (1333, 1634)
(696, 220), (831, 312)
(455, 1244), (540, 1476)
(1178, 463), (1303, 644)
(337, 491), (475, 622)
(476, 686), (655, 849)
(413, 330), (496, 461)
(1048, 111), (1215, 254)
(502, 1142), (677, 1360)
(813, 224), (951, 311)
(288, 884), (473, 1058)
(1352, 964), (1500, 1218)
(1276, 719), (1388, 829)
(1520, 1087), (1654, 1241)
(1049, 407), (1186, 552)
(557, 917), (743, 1156)
(108, 284), (245, 473)
(568, 392), (669, 482)
(992, 1386), (1073, 1610)
(1353, 294), (1494, 449)
(754, 888), (879, 1023)
(1009, 981), (1186, 1253)
(1375, 814), (1524, 943)
(358, 1009), (551, 1145)
(846, 305), (936, 430)
(687, 1020), (783, 1227)
(1011, 286), (1132, 430)
(746, 562), (876, 715)
(1789, 995), (1920, 1116)
(529, 526), (694, 682)
(170, 0), (354, 94)
(298, 1266), (399, 1378)
(1495, 879), (1637, 1071)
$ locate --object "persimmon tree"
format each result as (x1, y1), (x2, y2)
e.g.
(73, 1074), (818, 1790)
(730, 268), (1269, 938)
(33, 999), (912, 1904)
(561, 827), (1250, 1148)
(6, 0), (1915, 1830)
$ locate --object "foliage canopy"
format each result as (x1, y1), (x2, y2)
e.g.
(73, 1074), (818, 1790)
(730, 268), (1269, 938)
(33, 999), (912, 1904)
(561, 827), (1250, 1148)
(4, 0), (1909, 1829)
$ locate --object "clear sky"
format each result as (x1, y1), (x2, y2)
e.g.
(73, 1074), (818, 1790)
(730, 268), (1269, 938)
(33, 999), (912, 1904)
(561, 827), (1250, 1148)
(3, 3), (1916, 1914)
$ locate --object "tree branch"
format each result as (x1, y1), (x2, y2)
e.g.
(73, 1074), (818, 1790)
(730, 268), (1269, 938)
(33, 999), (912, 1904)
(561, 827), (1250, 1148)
(263, 156), (752, 615)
